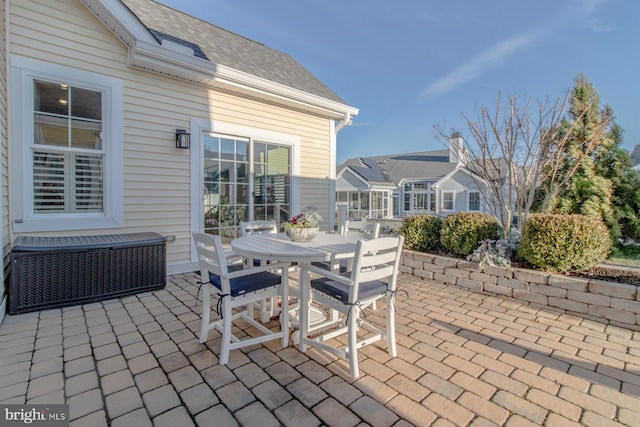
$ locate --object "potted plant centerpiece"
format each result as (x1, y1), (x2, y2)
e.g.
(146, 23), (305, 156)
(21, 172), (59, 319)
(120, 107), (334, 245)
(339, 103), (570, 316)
(283, 208), (322, 242)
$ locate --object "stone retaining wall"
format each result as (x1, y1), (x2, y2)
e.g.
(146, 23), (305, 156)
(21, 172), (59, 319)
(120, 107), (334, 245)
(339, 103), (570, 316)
(401, 249), (640, 330)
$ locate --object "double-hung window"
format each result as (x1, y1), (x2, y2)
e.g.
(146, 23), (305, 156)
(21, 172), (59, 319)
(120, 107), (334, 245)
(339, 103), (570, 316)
(33, 81), (104, 213)
(469, 191), (481, 211)
(11, 56), (123, 232)
(442, 192), (454, 211)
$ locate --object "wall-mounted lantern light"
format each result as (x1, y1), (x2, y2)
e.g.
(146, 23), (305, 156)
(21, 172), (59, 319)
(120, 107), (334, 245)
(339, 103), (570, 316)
(175, 129), (191, 149)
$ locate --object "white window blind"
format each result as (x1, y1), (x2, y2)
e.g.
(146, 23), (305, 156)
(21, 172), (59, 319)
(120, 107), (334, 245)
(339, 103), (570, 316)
(33, 150), (104, 213)
(33, 151), (65, 212)
(74, 153), (104, 212)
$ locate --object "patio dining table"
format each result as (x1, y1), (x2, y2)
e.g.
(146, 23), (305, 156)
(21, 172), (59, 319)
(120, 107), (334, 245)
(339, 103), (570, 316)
(231, 232), (360, 345)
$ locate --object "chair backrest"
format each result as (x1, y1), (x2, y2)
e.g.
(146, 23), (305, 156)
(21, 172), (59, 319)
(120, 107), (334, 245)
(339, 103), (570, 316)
(240, 220), (277, 237)
(192, 231), (229, 278)
(349, 235), (404, 303)
(343, 220), (380, 240)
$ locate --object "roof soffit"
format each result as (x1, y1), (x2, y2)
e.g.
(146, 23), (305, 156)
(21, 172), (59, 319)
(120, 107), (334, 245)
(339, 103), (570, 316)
(80, 0), (358, 119)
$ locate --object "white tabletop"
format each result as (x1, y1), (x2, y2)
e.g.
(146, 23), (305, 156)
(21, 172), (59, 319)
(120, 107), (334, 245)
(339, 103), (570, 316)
(231, 232), (359, 263)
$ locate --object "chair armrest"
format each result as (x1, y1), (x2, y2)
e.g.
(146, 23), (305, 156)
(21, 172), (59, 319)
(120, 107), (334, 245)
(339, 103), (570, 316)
(222, 248), (244, 265)
(331, 252), (355, 261)
(304, 264), (352, 286)
(225, 261), (291, 279)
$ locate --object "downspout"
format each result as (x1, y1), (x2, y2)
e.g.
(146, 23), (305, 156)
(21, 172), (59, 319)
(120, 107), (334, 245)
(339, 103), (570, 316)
(335, 112), (352, 134)
(330, 112), (353, 231)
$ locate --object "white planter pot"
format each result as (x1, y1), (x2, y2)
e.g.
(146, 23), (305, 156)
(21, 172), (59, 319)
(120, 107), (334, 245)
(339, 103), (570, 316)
(285, 227), (319, 242)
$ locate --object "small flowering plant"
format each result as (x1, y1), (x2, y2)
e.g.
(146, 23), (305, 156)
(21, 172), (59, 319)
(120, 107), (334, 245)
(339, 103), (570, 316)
(283, 208), (322, 229)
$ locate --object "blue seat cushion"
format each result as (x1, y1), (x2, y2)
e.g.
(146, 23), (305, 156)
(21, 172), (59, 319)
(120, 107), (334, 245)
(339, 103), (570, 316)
(310, 274), (387, 303)
(209, 269), (281, 297)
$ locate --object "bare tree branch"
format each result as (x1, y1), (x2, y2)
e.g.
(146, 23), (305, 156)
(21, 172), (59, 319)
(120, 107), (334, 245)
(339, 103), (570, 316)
(434, 90), (575, 238)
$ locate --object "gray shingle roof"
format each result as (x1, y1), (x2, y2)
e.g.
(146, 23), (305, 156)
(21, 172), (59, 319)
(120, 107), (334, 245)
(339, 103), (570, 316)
(121, 0), (346, 104)
(346, 158), (394, 185)
(340, 149), (458, 186)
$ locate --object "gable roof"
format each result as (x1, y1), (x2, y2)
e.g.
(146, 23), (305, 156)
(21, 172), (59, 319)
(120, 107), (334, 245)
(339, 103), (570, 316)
(81, 0), (358, 119)
(342, 158), (395, 186)
(434, 165), (487, 188)
(339, 149), (458, 186)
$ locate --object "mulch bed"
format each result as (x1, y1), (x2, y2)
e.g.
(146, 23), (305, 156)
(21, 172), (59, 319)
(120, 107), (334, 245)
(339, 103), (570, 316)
(572, 265), (640, 287)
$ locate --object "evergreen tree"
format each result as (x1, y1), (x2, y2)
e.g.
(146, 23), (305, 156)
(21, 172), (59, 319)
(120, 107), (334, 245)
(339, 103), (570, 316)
(593, 123), (640, 242)
(542, 73), (640, 245)
(550, 73), (617, 238)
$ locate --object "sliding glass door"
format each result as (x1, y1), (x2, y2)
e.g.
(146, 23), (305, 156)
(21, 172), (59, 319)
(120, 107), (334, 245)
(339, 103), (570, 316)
(202, 134), (291, 243)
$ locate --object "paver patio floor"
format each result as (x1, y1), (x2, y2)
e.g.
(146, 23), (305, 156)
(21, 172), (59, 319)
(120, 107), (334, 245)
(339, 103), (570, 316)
(1, 271), (640, 426)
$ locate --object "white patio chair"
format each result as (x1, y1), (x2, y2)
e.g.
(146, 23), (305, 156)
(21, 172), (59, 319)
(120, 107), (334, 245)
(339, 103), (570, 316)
(300, 235), (404, 377)
(312, 220), (381, 273)
(240, 220), (279, 322)
(240, 220), (278, 237)
(192, 232), (289, 365)
(344, 219), (381, 240)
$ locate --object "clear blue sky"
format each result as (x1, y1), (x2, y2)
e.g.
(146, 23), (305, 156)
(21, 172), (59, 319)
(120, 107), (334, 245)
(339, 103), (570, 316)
(157, 0), (639, 164)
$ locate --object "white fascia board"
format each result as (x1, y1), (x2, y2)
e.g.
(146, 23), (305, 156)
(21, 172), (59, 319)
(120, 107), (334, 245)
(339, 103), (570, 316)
(81, 0), (358, 119)
(130, 40), (218, 79)
(335, 168), (372, 191)
(80, 0), (156, 45)
(213, 64), (359, 118)
(435, 167), (460, 187)
(341, 168), (370, 187)
(435, 166), (487, 188)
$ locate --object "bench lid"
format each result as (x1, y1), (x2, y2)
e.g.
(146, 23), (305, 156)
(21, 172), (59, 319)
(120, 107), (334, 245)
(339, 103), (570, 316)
(12, 232), (166, 252)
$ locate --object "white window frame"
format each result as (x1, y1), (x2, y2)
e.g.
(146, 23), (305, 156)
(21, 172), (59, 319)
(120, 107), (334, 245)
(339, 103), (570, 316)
(442, 191), (454, 211)
(189, 118), (301, 258)
(10, 56), (124, 232)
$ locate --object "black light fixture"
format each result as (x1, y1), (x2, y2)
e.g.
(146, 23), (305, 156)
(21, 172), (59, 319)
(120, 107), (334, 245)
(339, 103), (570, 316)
(175, 129), (191, 149)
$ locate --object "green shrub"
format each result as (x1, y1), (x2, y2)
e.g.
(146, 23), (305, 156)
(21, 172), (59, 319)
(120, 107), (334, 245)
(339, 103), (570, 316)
(440, 212), (501, 256)
(398, 214), (442, 252)
(518, 214), (611, 272)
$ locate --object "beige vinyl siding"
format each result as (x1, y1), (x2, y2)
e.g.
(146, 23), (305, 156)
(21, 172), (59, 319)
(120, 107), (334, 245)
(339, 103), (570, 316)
(10, 0), (334, 268)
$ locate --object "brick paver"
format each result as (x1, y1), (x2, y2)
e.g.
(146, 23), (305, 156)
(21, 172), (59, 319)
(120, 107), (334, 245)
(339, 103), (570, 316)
(0, 272), (639, 426)
(180, 383), (219, 415)
(142, 384), (180, 417)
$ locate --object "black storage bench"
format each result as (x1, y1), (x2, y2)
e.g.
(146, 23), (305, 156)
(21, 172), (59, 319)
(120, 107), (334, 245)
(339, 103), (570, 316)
(9, 232), (167, 314)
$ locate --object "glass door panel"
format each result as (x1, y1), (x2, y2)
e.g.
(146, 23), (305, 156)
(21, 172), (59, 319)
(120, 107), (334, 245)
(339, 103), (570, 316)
(202, 135), (292, 242)
(203, 134), (249, 243)
(252, 142), (291, 225)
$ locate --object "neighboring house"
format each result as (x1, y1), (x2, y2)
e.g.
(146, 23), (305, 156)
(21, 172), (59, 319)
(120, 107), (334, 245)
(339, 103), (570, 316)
(632, 144), (640, 171)
(336, 133), (488, 219)
(0, 0), (358, 318)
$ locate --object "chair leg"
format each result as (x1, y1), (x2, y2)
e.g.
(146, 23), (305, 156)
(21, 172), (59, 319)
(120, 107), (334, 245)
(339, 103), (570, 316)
(220, 296), (233, 365)
(199, 284), (211, 343)
(299, 267), (310, 353)
(386, 294), (397, 357)
(281, 268), (289, 348)
(260, 297), (275, 323)
(348, 309), (360, 378)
